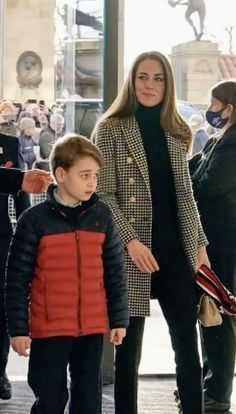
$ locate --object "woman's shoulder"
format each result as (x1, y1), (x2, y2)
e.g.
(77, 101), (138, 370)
(221, 123), (236, 145)
(165, 131), (188, 152)
(98, 115), (134, 129)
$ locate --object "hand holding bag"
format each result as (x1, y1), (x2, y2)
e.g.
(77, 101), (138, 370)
(196, 264), (236, 316)
(198, 294), (222, 327)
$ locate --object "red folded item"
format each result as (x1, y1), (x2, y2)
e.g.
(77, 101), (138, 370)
(196, 264), (236, 316)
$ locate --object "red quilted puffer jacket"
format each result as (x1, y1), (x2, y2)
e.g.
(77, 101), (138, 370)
(5, 186), (129, 339)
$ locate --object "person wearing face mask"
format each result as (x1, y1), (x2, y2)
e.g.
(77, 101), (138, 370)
(93, 50), (210, 414)
(189, 80), (236, 413)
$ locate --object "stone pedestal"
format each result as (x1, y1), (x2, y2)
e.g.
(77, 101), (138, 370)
(170, 41), (222, 107)
(15, 87), (42, 102)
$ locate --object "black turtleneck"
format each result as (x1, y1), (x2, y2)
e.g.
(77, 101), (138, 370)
(135, 104), (181, 255)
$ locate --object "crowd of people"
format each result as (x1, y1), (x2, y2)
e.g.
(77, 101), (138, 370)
(0, 50), (235, 414)
(0, 99), (65, 171)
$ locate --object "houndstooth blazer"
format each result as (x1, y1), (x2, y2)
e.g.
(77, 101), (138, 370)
(95, 115), (208, 317)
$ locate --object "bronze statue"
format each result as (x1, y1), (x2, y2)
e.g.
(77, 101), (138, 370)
(168, 0), (206, 40)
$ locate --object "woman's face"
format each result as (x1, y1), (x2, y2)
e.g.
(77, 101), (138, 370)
(134, 59), (165, 107)
(208, 96), (232, 119)
(207, 96), (224, 112)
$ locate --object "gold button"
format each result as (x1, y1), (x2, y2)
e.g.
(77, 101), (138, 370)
(129, 196), (136, 203)
(127, 157), (133, 164)
(129, 177), (135, 184)
(129, 217), (135, 223)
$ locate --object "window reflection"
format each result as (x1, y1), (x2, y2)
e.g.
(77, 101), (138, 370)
(55, 0), (103, 100)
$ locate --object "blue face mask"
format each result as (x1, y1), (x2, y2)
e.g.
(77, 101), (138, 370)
(205, 108), (229, 129)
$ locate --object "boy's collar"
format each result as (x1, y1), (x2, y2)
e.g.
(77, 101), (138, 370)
(53, 189), (82, 208)
(46, 183), (99, 209)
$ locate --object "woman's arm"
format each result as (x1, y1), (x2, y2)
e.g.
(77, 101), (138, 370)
(95, 121), (137, 246)
(192, 141), (236, 199)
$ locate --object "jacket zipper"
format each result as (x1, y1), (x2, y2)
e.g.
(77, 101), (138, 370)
(75, 230), (82, 335)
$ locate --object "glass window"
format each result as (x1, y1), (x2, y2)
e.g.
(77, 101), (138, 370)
(54, 0), (104, 135)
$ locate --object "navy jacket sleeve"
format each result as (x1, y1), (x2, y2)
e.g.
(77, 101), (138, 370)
(5, 208), (39, 337)
(0, 133), (25, 195)
(102, 207), (129, 329)
(0, 167), (24, 195)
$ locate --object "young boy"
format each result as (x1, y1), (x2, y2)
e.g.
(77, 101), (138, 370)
(5, 134), (129, 414)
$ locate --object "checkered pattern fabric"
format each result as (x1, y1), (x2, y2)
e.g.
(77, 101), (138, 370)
(95, 116), (208, 316)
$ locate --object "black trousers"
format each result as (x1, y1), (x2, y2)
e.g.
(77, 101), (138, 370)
(0, 266), (10, 377)
(0, 234), (12, 378)
(115, 248), (203, 414)
(28, 335), (104, 414)
(201, 248), (236, 406)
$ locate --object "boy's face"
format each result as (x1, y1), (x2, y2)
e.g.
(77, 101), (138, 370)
(55, 156), (100, 205)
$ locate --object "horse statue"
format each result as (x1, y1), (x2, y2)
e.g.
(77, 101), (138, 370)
(168, 0), (206, 40)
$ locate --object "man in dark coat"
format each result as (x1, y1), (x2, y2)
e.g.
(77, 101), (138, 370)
(0, 132), (30, 399)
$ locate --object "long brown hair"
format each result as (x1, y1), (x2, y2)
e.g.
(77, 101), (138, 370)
(94, 51), (192, 147)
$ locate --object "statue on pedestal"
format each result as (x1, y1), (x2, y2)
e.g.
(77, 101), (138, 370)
(168, 0), (206, 40)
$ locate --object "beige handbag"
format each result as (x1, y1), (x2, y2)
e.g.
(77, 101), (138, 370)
(198, 294), (222, 327)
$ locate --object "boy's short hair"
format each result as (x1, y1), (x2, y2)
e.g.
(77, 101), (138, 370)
(49, 134), (104, 177)
(19, 117), (35, 132)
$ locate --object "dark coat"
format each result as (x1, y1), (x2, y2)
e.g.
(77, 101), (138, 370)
(0, 167), (23, 195)
(0, 133), (24, 194)
(39, 127), (55, 159)
(5, 187), (129, 338)
(0, 133), (30, 268)
(190, 124), (236, 253)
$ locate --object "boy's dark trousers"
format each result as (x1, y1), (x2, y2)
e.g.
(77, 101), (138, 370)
(28, 334), (104, 414)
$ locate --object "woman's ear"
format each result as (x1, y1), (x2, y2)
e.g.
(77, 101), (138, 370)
(226, 103), (234, 115)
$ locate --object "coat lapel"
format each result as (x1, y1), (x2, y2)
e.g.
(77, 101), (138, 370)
(121, 116), (151, 198)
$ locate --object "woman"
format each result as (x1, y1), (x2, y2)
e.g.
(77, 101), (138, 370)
(93, 50), (209, 414)
(190, 80), (236, 413)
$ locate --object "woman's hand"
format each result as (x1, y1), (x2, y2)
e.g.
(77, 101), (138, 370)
(126, 239), (159, 274)
(196, 245), (211, 270)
